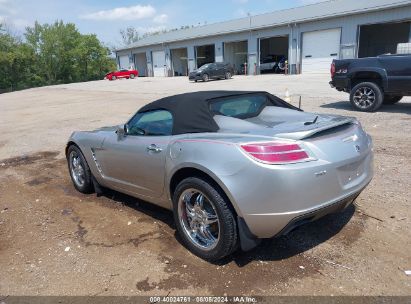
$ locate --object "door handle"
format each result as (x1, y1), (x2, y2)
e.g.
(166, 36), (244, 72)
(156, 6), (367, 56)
(146, 144), (162, 153)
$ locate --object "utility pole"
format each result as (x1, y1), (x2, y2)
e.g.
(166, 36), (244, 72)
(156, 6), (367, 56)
(247, 12), (252, 75)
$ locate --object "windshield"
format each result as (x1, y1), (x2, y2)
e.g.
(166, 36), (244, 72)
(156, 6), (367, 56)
(209, 94), (271, 119)
(198, 64), (211, 70)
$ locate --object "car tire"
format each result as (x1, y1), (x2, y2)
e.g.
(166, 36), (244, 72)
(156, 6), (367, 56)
(225, 72), (232, 79)
(111, 76), (116, 81)
(194, 80), (198, 82)
(383, 95), (402, 104)
(350, 82), (384, 112)
(173, 177), (238, 261)
(130, 74), (135, 79)
(67, 145), (94, 194)
(202, 74), (209, 82)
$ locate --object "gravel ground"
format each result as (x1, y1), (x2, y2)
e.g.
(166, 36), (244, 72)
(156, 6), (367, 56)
(0, 74), (410, 296)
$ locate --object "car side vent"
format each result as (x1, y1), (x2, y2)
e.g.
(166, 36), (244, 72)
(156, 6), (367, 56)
(90, 148), (104, 176)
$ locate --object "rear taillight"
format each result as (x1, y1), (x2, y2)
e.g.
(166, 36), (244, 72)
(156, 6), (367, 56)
(330, 61), (336, 78)
(240, 142), (312, 164)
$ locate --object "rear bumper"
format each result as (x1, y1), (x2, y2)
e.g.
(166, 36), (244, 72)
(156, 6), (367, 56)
(241, 173), (372, 239)
(275, 188), (362, 237)
(236, 187), (364, 251)
(330, 76), (350, 92)
(219, 141), (374, 239)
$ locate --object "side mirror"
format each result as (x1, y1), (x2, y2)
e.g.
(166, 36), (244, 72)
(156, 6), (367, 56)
(116, 124), (127, 139)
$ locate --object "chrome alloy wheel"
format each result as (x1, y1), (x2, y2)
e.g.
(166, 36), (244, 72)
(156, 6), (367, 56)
(353, 86), (376, 109)
(69, 151), (85, 187)
(178, 189), (220, 251)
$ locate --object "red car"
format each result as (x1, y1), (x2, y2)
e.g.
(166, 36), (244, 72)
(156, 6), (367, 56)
(105, 69), (138, 80)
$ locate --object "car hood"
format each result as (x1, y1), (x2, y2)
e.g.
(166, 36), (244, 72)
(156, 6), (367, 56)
(90, 125), (120, 133)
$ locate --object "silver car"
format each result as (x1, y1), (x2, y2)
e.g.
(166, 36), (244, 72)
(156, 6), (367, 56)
(66, 91), (373, 260)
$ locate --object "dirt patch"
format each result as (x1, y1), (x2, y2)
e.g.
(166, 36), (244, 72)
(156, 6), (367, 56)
(136, 203), (365, 294)
(1, 76), (410, 296)
(1, 129), (411, 296)
(26, 176), (53, 186)
(0, 150), (376, 296)
(0, 151), (59, 169)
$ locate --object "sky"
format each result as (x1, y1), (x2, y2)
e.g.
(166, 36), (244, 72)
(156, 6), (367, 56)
(0, 0), (327, 47)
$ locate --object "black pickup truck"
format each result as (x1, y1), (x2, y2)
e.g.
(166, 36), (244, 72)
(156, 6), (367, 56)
(330, 54), (411, 112)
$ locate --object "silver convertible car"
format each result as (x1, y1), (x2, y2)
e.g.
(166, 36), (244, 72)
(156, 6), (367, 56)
(66, 91), (373, 260)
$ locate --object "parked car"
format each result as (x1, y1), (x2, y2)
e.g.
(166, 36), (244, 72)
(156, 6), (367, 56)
(189, 63), (234, 82)
(260, 55), (287, 73)
(66, 91), (373, 261)
(105, 69), (138, 81)
(330, 54), (411, 112)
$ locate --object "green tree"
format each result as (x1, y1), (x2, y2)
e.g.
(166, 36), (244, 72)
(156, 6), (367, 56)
(0, 23), (37, 91)
(0, 20), (116, 93)
(25, 21), (82, 84)
(74, 34), (116, 81)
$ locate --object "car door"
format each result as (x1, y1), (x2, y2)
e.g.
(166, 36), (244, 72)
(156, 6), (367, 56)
(120, 69), (128, 78)
(115, 70), (122, 78)
(207, 63), (218, 78)
(217, 63), (226, 78)
(115, 70), (123, 78)
(378, 55), (411, 93)
(97, 110), (173, 198)
(123, 69), (131, 78)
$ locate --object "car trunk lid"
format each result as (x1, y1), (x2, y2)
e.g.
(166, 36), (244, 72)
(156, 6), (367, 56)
(244, 107), (356, 140)
(214, 106), (372, 166)
(214, 107), (356, 140)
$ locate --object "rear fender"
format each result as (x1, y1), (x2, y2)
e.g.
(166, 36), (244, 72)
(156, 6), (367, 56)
(348, 67), (387, 91)
(166, 161), (245, 218)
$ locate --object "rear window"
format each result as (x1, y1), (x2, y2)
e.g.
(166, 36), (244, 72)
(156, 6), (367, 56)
(209, 94), (270, 119)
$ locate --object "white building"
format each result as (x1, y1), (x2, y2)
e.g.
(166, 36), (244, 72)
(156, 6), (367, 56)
(115, 0), (411, 76)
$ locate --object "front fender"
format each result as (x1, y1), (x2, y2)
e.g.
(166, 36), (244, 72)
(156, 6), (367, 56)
(65, 131), (106, 181)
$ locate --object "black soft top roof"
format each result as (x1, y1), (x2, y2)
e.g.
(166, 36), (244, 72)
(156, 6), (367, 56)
(137, 90), (274, 135)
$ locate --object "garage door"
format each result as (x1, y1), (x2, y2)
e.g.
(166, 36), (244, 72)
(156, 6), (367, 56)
(135, 53), (147, 76)
(118, 55), (130, 69)
(302, 28), (341, 73)
(152, 51), (166, 77)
